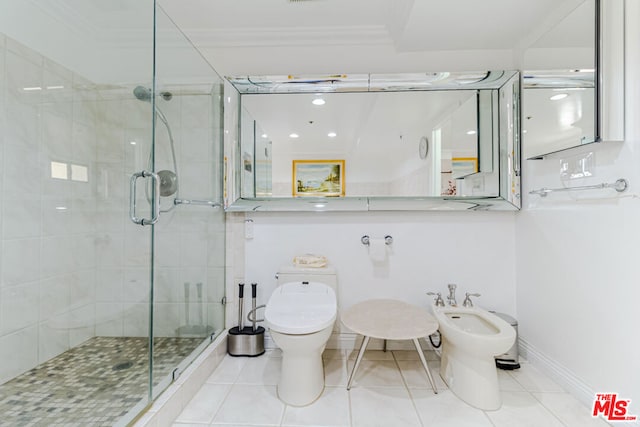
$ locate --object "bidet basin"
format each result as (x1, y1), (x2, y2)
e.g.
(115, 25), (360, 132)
(446, 312), (499, 333)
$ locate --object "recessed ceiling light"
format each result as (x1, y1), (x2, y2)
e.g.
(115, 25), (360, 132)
(327, 132), (337, 138)
(261, 133), (268, 138)
(312, 98), (325, 106)
(523, 130), (528, 134)
(466, 130), (477, 135)
(550, 93), (568, 101)
(130, 141), (137, 145)
(289, 133), (299, 138)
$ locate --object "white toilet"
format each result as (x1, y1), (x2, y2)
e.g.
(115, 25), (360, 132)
(265, 266), (337, 406)
(432, 304), (516, 410)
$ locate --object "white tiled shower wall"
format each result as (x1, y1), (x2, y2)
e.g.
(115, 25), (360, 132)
(0, 33), (225, 384)
(0, 34), (101, 383)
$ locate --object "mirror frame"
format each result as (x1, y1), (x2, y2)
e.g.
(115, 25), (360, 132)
(223, 71), (522, 212)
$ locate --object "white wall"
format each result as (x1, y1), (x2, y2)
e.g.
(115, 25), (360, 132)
(515, 0), (640, 408)
(0, 34), (101, 383)
(239, 211), (517, 337)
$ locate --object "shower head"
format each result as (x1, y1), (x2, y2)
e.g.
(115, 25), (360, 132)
(158, 170), (178, 197)
(133, 85), (152, 102)
(133, 85), (173, 102)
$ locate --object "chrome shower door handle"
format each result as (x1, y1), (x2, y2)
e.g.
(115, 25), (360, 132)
(129, 170), (161, 226)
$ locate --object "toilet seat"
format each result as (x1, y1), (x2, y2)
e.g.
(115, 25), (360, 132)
(265, 282), (337, 334)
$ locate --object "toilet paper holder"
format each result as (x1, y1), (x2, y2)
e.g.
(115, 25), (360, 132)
(361, 235), (393, 246)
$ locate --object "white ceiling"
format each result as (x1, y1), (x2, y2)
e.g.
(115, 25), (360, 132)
(157, 0), (592, 76)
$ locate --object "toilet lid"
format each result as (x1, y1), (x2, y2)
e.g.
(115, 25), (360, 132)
(265, 282), (337, 334)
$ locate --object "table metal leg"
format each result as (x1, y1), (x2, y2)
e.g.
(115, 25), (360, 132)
(383, 339), (387, 352)
(347, 336), (370, 390)
(413, 338), (438, 394)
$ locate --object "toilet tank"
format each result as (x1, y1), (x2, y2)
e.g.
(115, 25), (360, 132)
(276, 265), (339, 332)
(276, 265), (337, 289)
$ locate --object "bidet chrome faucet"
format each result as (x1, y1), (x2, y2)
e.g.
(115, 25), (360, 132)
(427, 292), (445, 307)
(462, 292), (481, 307)
(447, 284), (457, 306)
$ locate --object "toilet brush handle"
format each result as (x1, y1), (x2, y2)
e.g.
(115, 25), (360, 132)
(238, 283), (245, 331)
(251, 283), (257, 332)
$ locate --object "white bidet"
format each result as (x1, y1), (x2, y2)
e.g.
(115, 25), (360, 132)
(433, 305), (516, 410)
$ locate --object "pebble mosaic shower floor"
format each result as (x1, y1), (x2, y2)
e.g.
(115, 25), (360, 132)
(0, 336), (203, 427)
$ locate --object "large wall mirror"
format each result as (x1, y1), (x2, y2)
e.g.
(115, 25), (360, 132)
(522, 0), (603, 159)
(224, 71), (521, 211)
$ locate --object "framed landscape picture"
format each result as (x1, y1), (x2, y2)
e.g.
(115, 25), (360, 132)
(292, 160), (345, 197)
(451, 157), (478, 179)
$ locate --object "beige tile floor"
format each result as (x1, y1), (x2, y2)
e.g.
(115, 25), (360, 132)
(172, 349), (610, 427)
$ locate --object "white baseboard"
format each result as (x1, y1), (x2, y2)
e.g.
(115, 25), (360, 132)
(519, 337), (595, 408)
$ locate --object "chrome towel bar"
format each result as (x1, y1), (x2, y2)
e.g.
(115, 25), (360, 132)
(529, 178), (628, 197)
(174, 198), (221, 207)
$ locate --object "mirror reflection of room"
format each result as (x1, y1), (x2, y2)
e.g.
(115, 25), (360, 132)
(522, 0), (596, 158)
(241, 90), (478, 198)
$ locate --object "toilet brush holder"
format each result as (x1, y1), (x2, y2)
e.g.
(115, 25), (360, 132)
(228, 326), (265, 357)
(228, 283), (265, 357)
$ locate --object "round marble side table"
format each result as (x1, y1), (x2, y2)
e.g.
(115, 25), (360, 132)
(341, 298), (439, 393)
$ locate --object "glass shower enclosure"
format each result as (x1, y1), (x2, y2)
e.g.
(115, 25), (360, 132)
(0, 1), (225, 425)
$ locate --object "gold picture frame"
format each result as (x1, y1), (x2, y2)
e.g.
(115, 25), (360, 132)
(451, 157), (478, 179)
(292, 159), (345, 197)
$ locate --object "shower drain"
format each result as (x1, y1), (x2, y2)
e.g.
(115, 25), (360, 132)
(112, 361), (134, 371)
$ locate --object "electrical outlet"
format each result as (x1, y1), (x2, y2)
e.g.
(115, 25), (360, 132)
(245, 219), (254, 239)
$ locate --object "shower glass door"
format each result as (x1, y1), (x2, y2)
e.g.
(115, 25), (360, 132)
(147, 4), (226, 402)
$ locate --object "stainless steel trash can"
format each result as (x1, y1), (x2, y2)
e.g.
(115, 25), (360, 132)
(491, 312), (520, 370)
